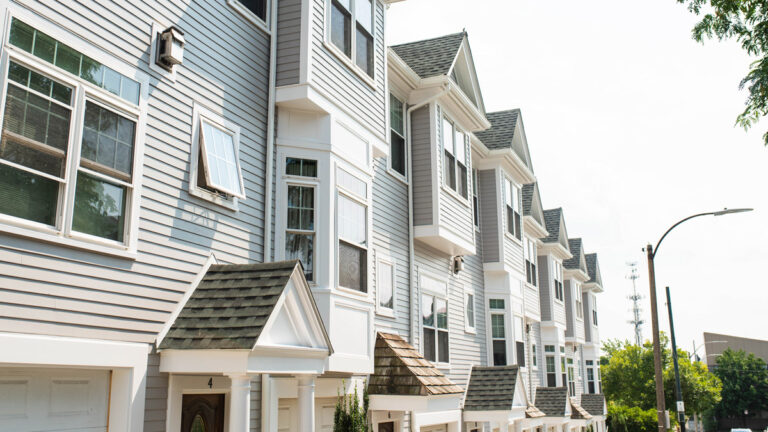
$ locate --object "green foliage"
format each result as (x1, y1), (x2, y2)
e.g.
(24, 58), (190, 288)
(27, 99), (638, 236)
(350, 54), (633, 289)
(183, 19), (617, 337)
(334, 381), (369, 432)
(606, 402), (658, 432)
(712, 348), (768, 419)
(601, 335), (721, 417)
(677, 0), (768, 145)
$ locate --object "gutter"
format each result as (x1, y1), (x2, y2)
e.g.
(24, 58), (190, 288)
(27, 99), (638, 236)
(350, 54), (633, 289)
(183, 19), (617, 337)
(406, 82), (451, 346)
(263, 0), (279, 263)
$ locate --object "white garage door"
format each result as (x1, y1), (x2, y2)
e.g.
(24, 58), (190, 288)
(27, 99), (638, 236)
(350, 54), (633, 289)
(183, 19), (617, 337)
(0, 368), (109, 432)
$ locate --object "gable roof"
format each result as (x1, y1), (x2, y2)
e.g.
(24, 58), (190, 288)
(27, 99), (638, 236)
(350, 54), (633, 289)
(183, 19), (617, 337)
(570, 398), (593, 420)
(391, 32), (465, 79)
(522, 183), (535, 215)
(535, 387), (568, 417)
(580, 394), (606, 416)
(474, 109), (519, 150)
(368, 332), (463, 396)
(563, 238), (587, 272)
(585, 253), (603, 286)
(542, 208), (570, 251)
(464, 365), (521, 411)
(159, 260), (326, 350)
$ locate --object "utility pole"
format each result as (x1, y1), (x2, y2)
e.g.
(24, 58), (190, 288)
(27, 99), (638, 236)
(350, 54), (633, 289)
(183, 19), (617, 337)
(626, 262), (644, 346)
(666, 286), (685, 432)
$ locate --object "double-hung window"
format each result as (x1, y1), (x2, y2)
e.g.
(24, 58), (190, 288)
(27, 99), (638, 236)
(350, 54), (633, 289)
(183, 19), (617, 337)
(575, 294), (583, 320)
(586, 360), (595, 394)
(389, 94), (406, 177)
(0, 19), (145, 251)
(532, 344), (538, 368)
(504, 178), (521, 239)
(553, 260), (564, 302)
(422, 293), (449, 363)
(284, 158), (317, 281)
(489, 299), (507, 366)
(525, 238), (537, 286)
(545, 345), (556, 387)
(567, 357), (575, 396)
(592, 294), (598, 325)
(337, 168), (368, 292)
(472, 169), (479, 228)
(560, 346), (566, 387)
(329, 0), (374, 77)
(442, 117), (468, 198)
(515, 315), (525, 367)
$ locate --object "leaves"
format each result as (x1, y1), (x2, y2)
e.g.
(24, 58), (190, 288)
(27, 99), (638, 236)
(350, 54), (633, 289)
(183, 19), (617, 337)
(334, 381), (370, 432)
(712, 349), (768, 419)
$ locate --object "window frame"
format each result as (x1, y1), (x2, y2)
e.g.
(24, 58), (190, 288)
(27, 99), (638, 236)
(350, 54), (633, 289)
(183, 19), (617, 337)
(440, 115), (470, 202)
(0, 19), (148, 258)
(525, 237), (537, 287)
(489, 297), (507, 366)
(464, 286), (475, 334)
(514, 315), (525, 368)
(421, 291), (450, 366)
(284, 182), (317, 282)
(388, 92), (407, 182)
(197, 114), (246, 199)
(324, 0), (376, 84)
(545, 346), (557, 387)
(553, 260), (564, 302)
(375, 253), (396, 317)
(575, 294), (584, 320)
(504, 177), (522, 241)
(335, 166), (370, 295)
(472, 168), (479, 229)
(227, 0), (272, 34)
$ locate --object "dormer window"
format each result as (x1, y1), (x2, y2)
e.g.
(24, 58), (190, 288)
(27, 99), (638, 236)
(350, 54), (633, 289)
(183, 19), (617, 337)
(442, 117), (468, 199)
(329, 0), (374, 77)
(504, 178), (521, 240)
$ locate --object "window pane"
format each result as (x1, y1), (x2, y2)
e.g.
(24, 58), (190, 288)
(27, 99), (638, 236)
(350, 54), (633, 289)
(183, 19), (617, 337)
(438, 330), (449, 363)
(0, 163), (58, 225)
(516, 341), (526, 367)
(546, 357), (555, 372)
(390, 131), (406, 176)
(338, 240), (366, 292)
(423, 327), (435, 362)
(457, 163), (467, 198)
(286, 157), (317, 177)
(287, 185), (313, 230)
(355, 0), (372, 32)
(421, 295), (434, 327)
(81, 101), (136, 177)
(443, 152), (455, 189)
(442, 118), (453, 155)
(455, 130), (465, 164)
(338, 194), (366, 244)
(491, 314), (505, 339)
(466, 294), (474, 328)
(378, 261), (393, 310)
(389, 94), (404, 135)
(200, 120), (242, 196)
(355, 27), (373, 76)
(435, 298), (447, 329)
(238, 0), (267, 20)
(489, 299), (505, 310)
(493, 340), (507, 366)
(72, 172), (126, 241)
(330, 1), (351, 56)
(337, 168), (367, 198)
(504, 179), (513, 205)
(286, 233), (314, 281)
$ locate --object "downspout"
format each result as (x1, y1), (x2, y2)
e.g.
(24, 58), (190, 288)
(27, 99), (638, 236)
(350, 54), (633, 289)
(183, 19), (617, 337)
(527, 323), (534, 402)
(406, 82), (451, 346)
(263, 0), (279, 263)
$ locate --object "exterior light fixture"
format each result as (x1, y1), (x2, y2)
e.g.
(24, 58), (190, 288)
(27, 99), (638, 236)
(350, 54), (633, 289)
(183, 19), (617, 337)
(157, 26), (185, 70)
(452, 256), (464, 274)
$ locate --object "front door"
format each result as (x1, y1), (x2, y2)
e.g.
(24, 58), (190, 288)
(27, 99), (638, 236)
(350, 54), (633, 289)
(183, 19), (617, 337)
(181, 394), (225, 432)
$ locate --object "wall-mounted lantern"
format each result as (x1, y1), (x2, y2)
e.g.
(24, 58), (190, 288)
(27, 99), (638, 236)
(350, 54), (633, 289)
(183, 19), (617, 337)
(157, 26), (185, 70)
(452, 256), (464, 275)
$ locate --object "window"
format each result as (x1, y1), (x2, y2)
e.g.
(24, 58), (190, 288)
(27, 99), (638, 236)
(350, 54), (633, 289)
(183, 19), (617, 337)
(338, 194), (367, 291)
(286, 157), (317, 177)
(490, 299), (506, 366)
(376, 257), (395, 314)
(286, 185), (315, 281)
(586, 360), (595, 394)
(504, 178), (521, 239)
(525, 238), (537, 286)
(592, 294), (598, 325)
(198, 119), (245, 198)
(545, 345), (556, 387)
(235, 0), (267, 21)
(389, 94), (406, 177)
(472, 169), (479, 228)
(597, 366), (602, 393)
(442, 117), (468, 198)
(0, 19), (144, 251)
(553, 260), (564, 301)
(464, 291), (475, 333)
(567, 357), (575, 396)
(576, 294), (583, 320)
(328, 0), (374, 77)
(560, 346), (566, 387)
(532, 344), (538, 368)
(515, 316), (525, 367)
(422, 294), (448, 363)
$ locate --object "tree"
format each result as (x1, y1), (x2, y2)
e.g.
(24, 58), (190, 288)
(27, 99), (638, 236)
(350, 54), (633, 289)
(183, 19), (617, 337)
(711, 349), (768, 423)
(676, 0), (768, 145)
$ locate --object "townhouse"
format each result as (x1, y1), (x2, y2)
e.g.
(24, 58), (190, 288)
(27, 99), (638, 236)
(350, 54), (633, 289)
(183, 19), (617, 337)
(0, 2), (607, 432)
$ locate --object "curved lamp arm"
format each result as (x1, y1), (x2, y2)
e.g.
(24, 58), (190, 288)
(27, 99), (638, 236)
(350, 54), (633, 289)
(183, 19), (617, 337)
(651, 208), (753, 259)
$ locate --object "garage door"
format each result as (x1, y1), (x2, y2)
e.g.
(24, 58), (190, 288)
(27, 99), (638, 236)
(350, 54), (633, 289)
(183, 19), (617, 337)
(422, 425), (448, 432)
(0, 368), (109, 431)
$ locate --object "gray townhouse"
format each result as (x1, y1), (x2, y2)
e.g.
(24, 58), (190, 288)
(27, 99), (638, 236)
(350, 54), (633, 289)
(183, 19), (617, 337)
(0, 1), (608, 432)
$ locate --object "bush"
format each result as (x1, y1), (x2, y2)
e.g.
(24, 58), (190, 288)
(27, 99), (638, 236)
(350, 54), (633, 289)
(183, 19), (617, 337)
(607, 403), (658, 432)
(333, 381), (369, 432)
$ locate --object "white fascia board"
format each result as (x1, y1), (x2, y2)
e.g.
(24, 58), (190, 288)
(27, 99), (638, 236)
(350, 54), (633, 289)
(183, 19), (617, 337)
(485, 149), (536, 185)
(368, 394), (462, 412)
(159, 349), (250, 374)
(583, 281), (603, 293)
(524, 216), (549, 239)
(463, 410), (517, 423)
(0, 332), (149, 368)
(539, 243), (573, 261)
(564, 269), (590, 283)
(439, 83), (490, 132)
(387, 49), (421, 89)
(247, 349), (327, 375)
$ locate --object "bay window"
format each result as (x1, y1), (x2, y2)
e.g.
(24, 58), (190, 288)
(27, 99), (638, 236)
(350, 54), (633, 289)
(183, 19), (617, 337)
(422, 294), (449, 363)
(586, 360), (595, 393)
(442, 117), (468, 198)
(337, 168), (368, 292)
(490, 298), (507, 366)
(284, 157), (317, 281)
(389, 94), (406, 177)
(504, 177), (521, 239)
(576, 295), (583, 319)
(328, 0), (374, 77)
(592, 294), (598, 325)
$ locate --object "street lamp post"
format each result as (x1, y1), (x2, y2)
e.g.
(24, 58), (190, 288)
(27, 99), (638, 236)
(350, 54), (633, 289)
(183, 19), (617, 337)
(666, 286), (685, 432)
(645, 208), (752, 432)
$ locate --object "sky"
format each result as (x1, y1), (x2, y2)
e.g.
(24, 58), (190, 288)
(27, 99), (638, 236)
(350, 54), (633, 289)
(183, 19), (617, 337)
(388, 0), (768, 358)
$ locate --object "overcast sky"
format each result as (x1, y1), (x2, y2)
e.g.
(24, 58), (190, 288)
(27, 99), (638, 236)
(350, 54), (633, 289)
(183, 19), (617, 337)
(388, 0), (768, 357)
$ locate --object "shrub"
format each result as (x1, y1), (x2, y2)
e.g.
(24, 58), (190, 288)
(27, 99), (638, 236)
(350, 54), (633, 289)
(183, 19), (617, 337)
(607, 403), (658, 432)
(333, 381), (369, 432)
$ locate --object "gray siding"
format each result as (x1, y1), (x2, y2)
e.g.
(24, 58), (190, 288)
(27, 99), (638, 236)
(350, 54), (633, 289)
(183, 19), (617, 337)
(276, 0), (302, 86)
(537, 256), (552, 321)
(524, 285), (540, 319)
(371, 158), (410, 337)
(0, 1), (271, 343)
(144, 353), (168, 432)
(564, 281), (574, 337)
(309, 0), (386, 135)
(412, 106), (433, 226)
(436, 106), (474, 246)
(250, 375), (263, 432)
(583, 291), (592, 342)
(529, 323), (542, 392)
(478, 170), (499, 263)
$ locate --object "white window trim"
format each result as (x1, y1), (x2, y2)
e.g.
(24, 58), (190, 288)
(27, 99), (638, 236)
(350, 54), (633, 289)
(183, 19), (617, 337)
(463, 285), (475, 334)
(334, 165), (372, 299)
(387, 92), (408, 184)
(420, 291), (450, 368)
(0, 17), (149, 258)
(532, 343), (538, 370)
(503, 176), (522, 245)
(227, 0), (272, 35)
(488, 297), (509, 366)
(440, 115), (470, 205)
(189, 103), (243, 211)
(472, 168), (480, 231)
(375, 253), (396, 318)
(323, 0), (376, 87)
(284, 181), (317, 283)
(418, 272), (450, 368)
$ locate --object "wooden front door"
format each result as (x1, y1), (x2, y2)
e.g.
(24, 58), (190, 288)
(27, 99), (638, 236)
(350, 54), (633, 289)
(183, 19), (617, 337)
(181, 394), (225, 432)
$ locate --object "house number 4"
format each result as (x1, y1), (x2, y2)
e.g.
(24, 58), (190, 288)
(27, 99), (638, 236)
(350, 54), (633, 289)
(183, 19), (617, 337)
(208, 378), (213, 389)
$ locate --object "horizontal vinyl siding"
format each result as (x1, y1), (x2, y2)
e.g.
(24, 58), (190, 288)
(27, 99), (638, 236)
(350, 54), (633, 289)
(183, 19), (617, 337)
(250, 375), (263, 432)
(524, 285), (540, 319)
(309, 0), (386, 136)
(529, 323), (542, 391)
(144, 352), (168, 432)
(411, 106), (433, 226)
(564, 280), (574, 337)
(371, 158), (410, 337)
(0, 1), (270, 342)
(436, 106), (474, 247)
(537, 257), (552, 322)
(276, 0), (301, 86)
(583, 292), (592, 342)
(478, 170), (499, 263)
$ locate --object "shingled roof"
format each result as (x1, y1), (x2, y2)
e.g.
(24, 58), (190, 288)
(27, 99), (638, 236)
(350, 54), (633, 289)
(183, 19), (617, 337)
(391, 32), (465, 78)
(159, 260), (312, 350)
(570, 398), (593, 420)
(464, 365), (521, 411)
(368, 332), (463, 396)
(474, 109), (520, 150)
(580, 394), (606, 416)
(535, 387), (568, 417)
(543, 208), (565, 244)
(522, 183), (535, 216)
(586, 253), (601, 285)
(563, 238), (584, 270)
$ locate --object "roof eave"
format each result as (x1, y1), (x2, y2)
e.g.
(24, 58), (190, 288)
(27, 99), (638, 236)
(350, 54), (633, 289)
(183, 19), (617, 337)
(524, 216), (548, 239)
(387, 48), (421, 89)
(485, 148), (536, 184)
(539, 242), (573, 261)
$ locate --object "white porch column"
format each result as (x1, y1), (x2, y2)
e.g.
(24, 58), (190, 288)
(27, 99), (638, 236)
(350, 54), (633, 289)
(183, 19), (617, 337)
(297, 375), (316, 432)
(228, 374), (252, 432)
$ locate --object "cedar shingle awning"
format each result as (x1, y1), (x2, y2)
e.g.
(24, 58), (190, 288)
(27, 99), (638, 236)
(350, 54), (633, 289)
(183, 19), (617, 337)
(570, 398), (593, 420)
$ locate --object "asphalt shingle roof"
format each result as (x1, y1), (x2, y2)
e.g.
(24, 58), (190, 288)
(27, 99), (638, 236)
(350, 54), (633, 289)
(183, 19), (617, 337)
(464, 365), (520, 411)
(580, 394), (606, 415)
(368, 332), (464, 396)
(522, 183), (535, 216)
(474, 109), (520, 150)
(535, 387), (568, 417)
(159, 260), (302, 350)
(391, 32), (465, 78)
(543, 208), (564, 244)
(586, 253), (600, 284)
(570, 398), (593, 420)
(563, 238), (583, 270)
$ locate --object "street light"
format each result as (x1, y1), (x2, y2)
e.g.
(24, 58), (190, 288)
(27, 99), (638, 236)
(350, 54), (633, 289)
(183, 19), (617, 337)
(645, 208), (753, 432)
